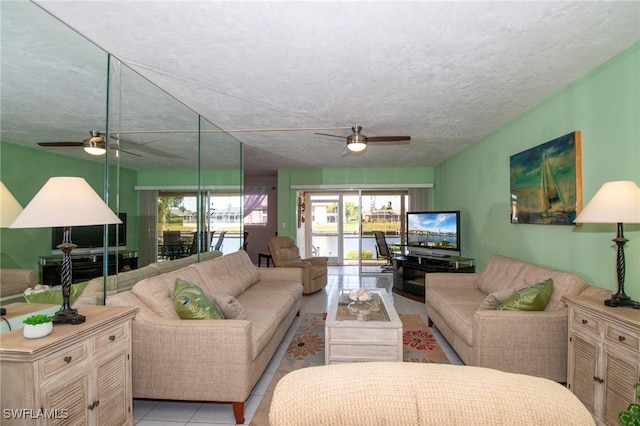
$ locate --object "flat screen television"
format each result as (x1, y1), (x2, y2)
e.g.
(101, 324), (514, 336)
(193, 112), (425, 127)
(51, 212), (127, 254)
(406, 210), (461, 257)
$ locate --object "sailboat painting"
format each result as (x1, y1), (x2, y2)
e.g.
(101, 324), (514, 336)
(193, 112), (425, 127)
(510, 131), (582, 225)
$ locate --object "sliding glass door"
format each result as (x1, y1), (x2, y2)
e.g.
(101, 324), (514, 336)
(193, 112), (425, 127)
(308, 190), (407, 270)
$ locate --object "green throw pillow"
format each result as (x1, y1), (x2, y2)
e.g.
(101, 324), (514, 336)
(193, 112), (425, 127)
(496, 279), (553, 311)
(24, 281), (89, 305)
(174, 278), (225, 320)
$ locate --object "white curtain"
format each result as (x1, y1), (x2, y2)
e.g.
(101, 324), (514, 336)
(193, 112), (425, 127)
(244, 186), (269, 218)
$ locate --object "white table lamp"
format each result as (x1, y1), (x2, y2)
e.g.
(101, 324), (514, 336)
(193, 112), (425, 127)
(574, 180), (640, 309)
(10, 177), (122, 324)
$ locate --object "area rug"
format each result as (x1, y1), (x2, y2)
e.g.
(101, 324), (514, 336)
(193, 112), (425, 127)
(248, 313), (448, 425)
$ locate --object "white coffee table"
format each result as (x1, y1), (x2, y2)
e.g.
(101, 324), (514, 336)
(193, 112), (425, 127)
(325, 288), (403, 364)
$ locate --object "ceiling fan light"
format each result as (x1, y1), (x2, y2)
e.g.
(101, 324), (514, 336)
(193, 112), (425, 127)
(347, 134), (367, 152)
(83, 133), (106, 156)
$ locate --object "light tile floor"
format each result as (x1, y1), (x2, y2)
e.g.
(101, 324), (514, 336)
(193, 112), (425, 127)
(133, 266), (463, 425)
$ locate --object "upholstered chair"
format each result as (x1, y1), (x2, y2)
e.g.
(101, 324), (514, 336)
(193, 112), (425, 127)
(268, 236), (328, 294)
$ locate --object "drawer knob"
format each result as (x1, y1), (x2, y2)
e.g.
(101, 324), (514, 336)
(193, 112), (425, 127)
(619, 335), (626, 342)
(88, 400), (100, 410)
(109, 335), (116, 341)
(581, 319), (588, 324)
(593, 376), (604, 384)
(63, 356), (72, 363)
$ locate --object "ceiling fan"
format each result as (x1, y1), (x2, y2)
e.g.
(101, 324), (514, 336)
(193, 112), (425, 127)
(38, 131), (143, 157)
(315, 125), (411, 156)
(38, 131), (186, 159)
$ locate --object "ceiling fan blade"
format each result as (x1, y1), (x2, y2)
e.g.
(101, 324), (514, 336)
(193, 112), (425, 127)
(109, 146), (143, 158)
(38, 142), (83, 147)
(340, 146), (350, 157)
(314, 132), (345, 139)
(367, 136), (411, 142)
(111, 135), (184, 159)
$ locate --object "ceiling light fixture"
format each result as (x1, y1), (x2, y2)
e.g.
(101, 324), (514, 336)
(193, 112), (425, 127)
(346, 126), (368, 152)
(83, 131), (106, 155)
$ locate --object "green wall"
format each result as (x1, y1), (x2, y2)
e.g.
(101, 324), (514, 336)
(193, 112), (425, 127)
(434, 42), (640, 300)
(0, 143), (139, 270)
(137, 169), (243, 187)
(278, 167), (435, 238)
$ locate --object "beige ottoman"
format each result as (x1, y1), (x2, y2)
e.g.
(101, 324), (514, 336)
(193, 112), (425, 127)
(269, 362), (594, 426)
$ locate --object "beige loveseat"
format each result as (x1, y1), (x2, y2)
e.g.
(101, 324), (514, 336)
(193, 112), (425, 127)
(426, 254), (610, 382)
(107, 250), (303, 424)
(270, 362), (595, 426)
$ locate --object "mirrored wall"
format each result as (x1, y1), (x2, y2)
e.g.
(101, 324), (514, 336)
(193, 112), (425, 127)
(0, 1), (243, 303)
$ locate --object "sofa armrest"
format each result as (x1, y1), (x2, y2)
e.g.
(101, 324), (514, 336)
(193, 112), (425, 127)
(278, 260), (312, 269)
(0, 269), (38, 298)
(472, 308), (569, 381)
(579, 285), (612, 298)
(258, 267), (302, 283)
(426, 272), (479, 290)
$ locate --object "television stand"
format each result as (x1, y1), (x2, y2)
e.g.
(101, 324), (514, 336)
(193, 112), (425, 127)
(393, 254), (475, 298)
(39, 250), (138, 286)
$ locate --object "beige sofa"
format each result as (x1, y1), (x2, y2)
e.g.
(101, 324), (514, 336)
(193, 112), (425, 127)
(268, 236), (328, 294)
(425, 254), (610, 382)
(270, 362), (595, 426)
(73, 250), (223, 307)
(107, 250), (303, 424)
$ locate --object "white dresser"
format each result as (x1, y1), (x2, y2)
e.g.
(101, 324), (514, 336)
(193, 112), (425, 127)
(565, 295), (640, 426)
(1, 305), (138, 425)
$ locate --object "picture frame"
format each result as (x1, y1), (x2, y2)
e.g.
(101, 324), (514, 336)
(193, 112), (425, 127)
(510, 131), (582, 225)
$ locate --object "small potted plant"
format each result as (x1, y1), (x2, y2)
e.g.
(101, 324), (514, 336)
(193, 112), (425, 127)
(23, 314), (53, 339)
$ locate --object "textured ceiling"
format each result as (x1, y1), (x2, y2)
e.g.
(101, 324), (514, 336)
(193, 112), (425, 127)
(2, 1), (639, 176)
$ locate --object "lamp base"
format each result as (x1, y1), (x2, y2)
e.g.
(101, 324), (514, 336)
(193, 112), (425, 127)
(52, 309), (86, 324)
(604, 295), (640, 309)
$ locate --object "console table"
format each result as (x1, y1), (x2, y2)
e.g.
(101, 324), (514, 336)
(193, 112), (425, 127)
(565, 294), (639, 426)
(393, 254), (475, 298)
(1, 305), (138, 425)
(39, 251), (138, 286)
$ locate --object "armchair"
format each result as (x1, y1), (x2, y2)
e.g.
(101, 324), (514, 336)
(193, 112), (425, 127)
(268, 236), (328, 294)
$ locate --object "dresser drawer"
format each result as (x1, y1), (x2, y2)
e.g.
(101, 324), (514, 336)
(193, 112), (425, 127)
(93, 322), (129, 352)
(605, 323), (639, 352)
(40, 342), (88, 380)
(571, 309), (600, 334)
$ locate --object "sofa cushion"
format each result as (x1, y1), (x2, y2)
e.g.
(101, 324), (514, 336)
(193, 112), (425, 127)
(210, 293), (247, 320)
(427, 287), (486, 346)
(192, 251), (260, 298)
(476, 255), (525, 294)
(511, 263), (586, 311)
(497, 279), (553, 311)
(132, 265), (204, 319)
(174, 278), (225, 320)
(478, 289), (515, 311)
(239, 284), (298, 359)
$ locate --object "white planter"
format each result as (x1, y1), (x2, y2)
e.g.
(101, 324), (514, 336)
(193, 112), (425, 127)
(23, 322), (53, 339)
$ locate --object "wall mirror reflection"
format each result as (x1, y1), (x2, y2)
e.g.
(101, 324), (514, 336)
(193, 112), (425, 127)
(1, 1), (243, 307)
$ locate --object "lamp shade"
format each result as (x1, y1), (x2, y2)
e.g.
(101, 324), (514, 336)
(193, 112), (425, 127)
(9, 177), (121, 228)
(574, 180), (640, 224)
(0, 181), (23, 227)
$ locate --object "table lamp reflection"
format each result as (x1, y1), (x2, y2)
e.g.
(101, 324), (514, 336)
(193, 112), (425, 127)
(10, 177), (121, 324)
